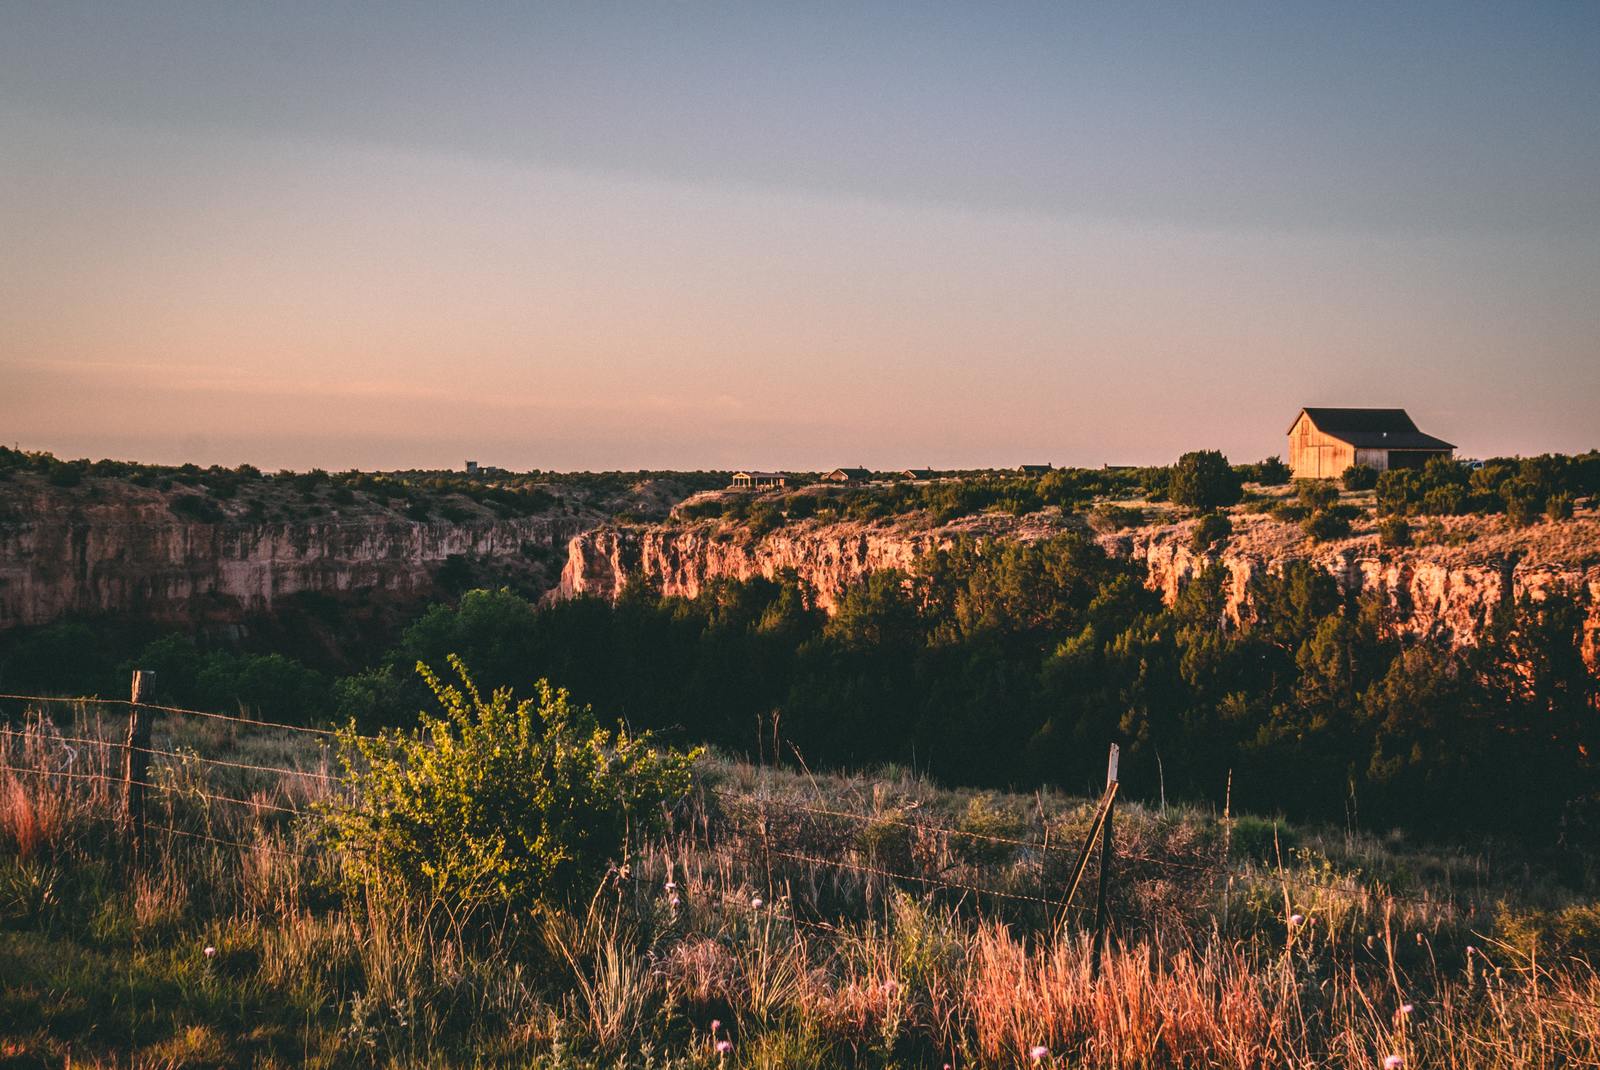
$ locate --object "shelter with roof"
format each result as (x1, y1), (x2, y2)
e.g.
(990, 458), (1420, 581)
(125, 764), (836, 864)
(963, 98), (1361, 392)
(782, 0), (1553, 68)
(729, 471), (788, 489)
(1287, 408), (1454, 479)
(823, 467), (872, 483)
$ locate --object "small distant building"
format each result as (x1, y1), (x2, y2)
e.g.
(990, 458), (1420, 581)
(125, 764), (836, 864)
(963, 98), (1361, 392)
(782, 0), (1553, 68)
(902, 468), (938, 481)
(1017, 464), (1054, 475)
(730, 471), (788, 489)
(823, 467), (872, 483)
(1287, 408), (1454, 480)
(465, 460), (479, 474)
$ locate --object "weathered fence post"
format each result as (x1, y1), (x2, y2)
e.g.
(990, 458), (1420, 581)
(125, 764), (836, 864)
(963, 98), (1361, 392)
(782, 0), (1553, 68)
(124, 669), (155, 866)
(1092, 742), (1119, 978)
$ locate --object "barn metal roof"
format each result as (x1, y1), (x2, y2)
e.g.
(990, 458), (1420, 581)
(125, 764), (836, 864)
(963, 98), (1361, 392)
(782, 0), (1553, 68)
(1291, 408), (1455, 450)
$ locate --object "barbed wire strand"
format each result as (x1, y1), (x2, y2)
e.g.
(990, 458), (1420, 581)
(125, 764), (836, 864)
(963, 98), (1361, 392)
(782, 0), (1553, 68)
(0, 763), (305, 816)
(147, 822), (316, 861)
(0, 697), (1493, 914)
(0, 692), (342, 738)
(709, 785), (1086, 857)
(18, 731), (341, 783)
(767, 846), (1061, 908)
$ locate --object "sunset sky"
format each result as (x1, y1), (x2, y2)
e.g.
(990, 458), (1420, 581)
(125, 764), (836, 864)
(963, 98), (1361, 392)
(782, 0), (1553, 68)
(3, 3), (1597, 471)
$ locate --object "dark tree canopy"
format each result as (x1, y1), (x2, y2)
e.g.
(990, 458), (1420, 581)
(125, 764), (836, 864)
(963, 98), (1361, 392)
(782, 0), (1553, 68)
(1168, 451), (1243, 511)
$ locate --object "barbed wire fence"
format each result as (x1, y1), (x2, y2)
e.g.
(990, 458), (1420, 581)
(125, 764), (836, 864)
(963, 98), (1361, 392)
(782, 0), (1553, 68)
(0, 675), (1473, 939)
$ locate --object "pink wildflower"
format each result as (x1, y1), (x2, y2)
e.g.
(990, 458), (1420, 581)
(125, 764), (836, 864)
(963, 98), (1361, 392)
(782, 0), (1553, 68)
(751, 895), (764, 909)
(1289, 913), (1305, 927)
(716, 1039), (733, 1054)
(1029, 1045), (1049, 1062)
(710, 1019), (722, 1032)
(203, 945), (217, 958)
(1382, 1056), (1404, 1070)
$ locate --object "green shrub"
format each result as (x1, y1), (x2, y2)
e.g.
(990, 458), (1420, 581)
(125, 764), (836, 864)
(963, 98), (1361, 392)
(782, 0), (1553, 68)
(1546, 492), (1575, 522)
(1302, 509), (1352, 542)
(784, 494), (816, 521)
(1341, 464), (1378, 491)
(324, 657), (699, 911)
(1253, 456), (1292, 486)
(169, 494), (226, 523)
(1190, 511), (1233, 552)
(1422, 484), (1466, 516)
(1497, 902), (1600, 960)
(1270, 500), (1309, 523)
(1503, 485), (1541, 528)
(747, 501), (785, 537)
(1169, 450), (1242, 511)
(1377, 517), (1411, 548)
(1295, 479), (1339, 511)
(1088, 503), (1145, 532)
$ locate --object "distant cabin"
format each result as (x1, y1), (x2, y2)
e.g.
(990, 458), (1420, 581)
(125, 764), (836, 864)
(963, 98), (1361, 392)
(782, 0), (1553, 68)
(1287, 408), (1454, 480)
(1017, 464), (1054, 475)
(902, 468), (938, 481)
(823, 467), (872, 483)
(730, 471), (788, 489)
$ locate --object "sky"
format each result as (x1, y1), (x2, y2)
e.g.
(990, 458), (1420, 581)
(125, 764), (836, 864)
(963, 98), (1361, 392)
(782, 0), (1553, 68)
(3, 2), (1597, 472)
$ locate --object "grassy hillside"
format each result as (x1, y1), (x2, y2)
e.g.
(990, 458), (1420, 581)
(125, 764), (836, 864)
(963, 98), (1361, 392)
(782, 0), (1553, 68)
(3, 701), (1599, 1068)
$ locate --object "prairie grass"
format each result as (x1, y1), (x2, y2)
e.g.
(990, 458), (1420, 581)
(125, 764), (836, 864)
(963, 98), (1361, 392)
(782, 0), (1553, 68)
(3, 708), (1599, 1068)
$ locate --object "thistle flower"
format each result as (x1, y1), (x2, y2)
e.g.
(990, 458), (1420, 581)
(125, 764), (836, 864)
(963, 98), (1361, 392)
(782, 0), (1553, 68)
(1029, 1045), (1049, 1062)
(1400, 1003), (1414, 1016)
(710, 1019), (721, 1033)
(203, 945), (217, 958)
(1382, 1056), (1404, 1069)
(1289, 913), (1305, 927)
(751, 896), (764, 909)
(715, 1039), (733, 1054)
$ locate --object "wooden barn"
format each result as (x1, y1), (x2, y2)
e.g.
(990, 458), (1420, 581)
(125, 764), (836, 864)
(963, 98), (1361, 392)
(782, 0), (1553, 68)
(823, 467), (873, 483)
(1287, 408), (1454, 479)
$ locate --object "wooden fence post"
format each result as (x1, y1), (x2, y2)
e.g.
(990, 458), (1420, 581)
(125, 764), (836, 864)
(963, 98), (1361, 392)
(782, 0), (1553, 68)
(125, 669), (155, 866)
(1092, 742), (1119, 978)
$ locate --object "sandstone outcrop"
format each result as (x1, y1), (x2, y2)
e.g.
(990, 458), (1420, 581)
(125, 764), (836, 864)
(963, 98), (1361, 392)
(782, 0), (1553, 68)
(0, 481), (587, 629)
(555, 513), (1600, 667)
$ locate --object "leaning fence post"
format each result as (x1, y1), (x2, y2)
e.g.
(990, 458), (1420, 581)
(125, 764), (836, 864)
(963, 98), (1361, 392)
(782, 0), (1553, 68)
(1092, 742), (1119, 978)
(124, 669), (155, 866)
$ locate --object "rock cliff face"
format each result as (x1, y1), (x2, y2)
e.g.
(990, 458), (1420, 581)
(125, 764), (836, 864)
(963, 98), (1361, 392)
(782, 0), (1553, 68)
(0, 485), (587, 630)
(556, 514), (1600, 667)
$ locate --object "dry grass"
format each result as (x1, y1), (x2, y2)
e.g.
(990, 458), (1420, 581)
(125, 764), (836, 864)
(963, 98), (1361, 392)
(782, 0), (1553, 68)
(3, 709), (1600, 1068)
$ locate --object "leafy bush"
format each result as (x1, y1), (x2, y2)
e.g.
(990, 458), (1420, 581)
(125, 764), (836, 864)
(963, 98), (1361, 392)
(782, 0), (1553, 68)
(747, 501), (785, 537)
(324, 658), (699, 911)
(1377, 517), (1411, 548)
(1295, 479), (1338, 511)
(1302, 509), (1352, 542)
(1341, 464), (1378, 491)
(1269, 500), (1309, 523)
(1546, 492), (1575, 522)
(170, 494), (226, 523)
(1239, 456), (1291, 486)
(1088, 503), (1145, 532)
(1168, 451), (1242, 511)
(784, 494), (816, 521)
(1189, 511), (1233, 552)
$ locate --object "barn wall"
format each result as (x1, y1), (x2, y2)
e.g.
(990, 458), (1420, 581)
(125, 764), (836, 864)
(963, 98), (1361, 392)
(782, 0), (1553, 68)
(1289, 415), (1355, 479)
(1354, 448), (1390, 471)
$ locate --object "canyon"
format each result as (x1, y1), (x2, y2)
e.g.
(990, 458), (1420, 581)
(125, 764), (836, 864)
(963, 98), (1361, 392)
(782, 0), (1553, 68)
(4, 470), (1597, 672)
(556, 511), (1600, 667)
